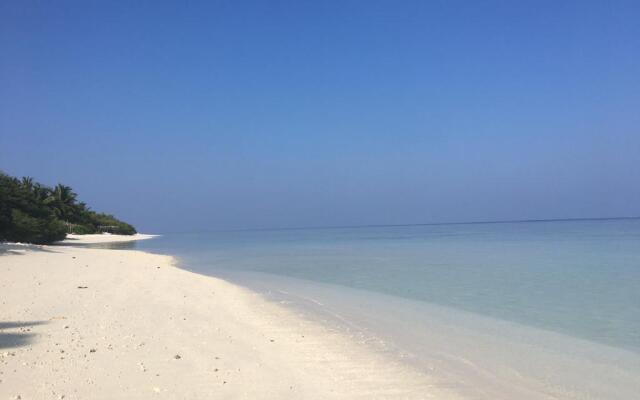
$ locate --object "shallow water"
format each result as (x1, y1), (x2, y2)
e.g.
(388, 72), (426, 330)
(133, 219), (640, 399)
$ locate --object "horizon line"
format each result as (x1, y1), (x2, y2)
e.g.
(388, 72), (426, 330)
(161, 215), (640, 235)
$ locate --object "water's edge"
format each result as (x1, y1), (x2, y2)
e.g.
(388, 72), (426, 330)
(127, 243), (640, 399)
(197, 267), (640, 400)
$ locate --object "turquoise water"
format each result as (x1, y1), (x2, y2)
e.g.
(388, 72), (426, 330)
(129, 218), (640, 398)
(137, 218), (640, 353)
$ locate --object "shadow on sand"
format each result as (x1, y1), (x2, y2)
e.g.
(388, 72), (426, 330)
(54, 240), (140, 250)
(0, 243), (59, 256)
(0, 321), (48, 349)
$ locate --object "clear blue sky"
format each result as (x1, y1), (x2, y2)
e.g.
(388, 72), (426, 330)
(1, 1), (639, 232)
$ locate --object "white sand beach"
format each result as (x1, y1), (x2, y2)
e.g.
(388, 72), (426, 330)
(61, 233), (158, 244)
(0, 236), (459, 400)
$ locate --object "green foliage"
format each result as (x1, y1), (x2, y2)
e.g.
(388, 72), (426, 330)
(10, 209), (67, 244)
(0, 171), (137, 244)
(69, 224), (94, 235)
(81, 212), (137, 235)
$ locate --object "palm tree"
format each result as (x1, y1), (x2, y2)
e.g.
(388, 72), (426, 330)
(21, 176), (34, 192)
(48, 184), (78, 221)
(33, 183), (51, 202)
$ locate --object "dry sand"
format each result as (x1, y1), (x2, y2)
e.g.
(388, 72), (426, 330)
(0, 236), (460, 399)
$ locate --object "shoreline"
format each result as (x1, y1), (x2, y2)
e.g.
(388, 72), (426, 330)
(61, 233), (159, 244)
(0, 237), (458, 399)
(134, 233), (640, 400)
(227, 270), (640, 400)
(4, 234), (639, 399)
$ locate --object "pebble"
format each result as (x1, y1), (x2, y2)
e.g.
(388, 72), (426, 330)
(174, 354), (181, 359)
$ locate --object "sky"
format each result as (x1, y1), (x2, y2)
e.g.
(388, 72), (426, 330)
(1, 1), (639, 232)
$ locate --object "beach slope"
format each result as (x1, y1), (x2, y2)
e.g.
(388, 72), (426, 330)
(0, 240), (456, 399)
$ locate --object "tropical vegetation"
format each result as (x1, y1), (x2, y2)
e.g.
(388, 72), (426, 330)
(0, 171), (136, 244)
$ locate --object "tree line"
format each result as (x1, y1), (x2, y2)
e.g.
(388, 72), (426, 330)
(0, 171), (136, 244)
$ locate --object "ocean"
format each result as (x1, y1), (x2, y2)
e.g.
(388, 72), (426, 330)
(124, 218), (640, 399)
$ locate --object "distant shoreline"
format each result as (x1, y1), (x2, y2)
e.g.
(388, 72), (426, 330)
(59, 233), (159, 244)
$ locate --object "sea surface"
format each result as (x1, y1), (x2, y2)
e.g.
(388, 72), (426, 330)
(124, 218), (640, 399)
